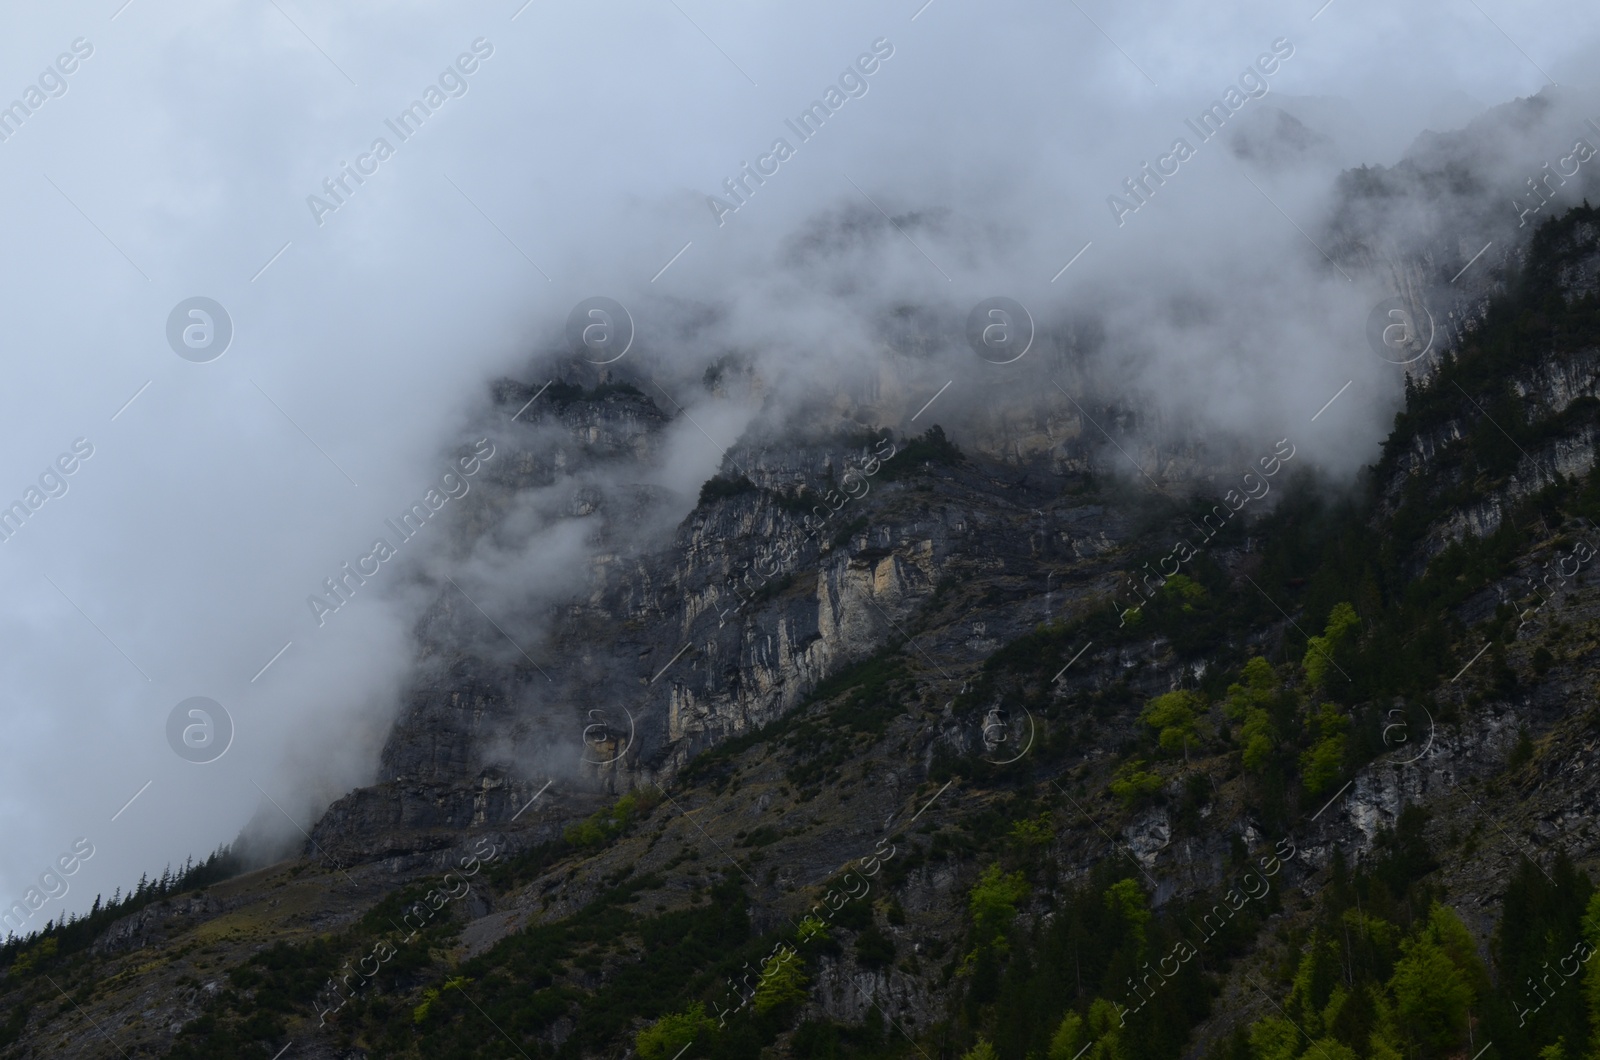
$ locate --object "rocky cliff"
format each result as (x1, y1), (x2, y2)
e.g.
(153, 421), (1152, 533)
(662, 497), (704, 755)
(12, 107), (1600, 1060)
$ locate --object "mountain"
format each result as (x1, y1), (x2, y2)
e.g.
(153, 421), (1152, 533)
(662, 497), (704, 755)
(7, 105), (1600, 1060)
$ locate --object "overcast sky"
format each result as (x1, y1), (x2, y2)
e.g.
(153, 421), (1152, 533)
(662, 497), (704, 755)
(0, 0), (1594, 928)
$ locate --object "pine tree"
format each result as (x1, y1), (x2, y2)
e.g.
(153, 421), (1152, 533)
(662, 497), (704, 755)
(751, 948), (809, 1013)
(1385, 904), (1484, 1054)
(1048, 1012), (1088, 1060)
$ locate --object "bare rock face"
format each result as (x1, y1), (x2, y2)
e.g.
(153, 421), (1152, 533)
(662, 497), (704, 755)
(1126, 807), (1173, 869)
(310, 365), (1194, 867)
(1374, 224), (1600, 563)
(303, 371), (1398, 869)
(309, 163), (1600, 875)
(90, 893), (223, 956)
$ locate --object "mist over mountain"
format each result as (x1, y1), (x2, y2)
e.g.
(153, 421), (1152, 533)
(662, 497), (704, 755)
(4, 2), (1600, 1058)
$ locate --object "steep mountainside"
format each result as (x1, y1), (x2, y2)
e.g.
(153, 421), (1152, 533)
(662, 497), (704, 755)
(7, 196), (1600, 1060)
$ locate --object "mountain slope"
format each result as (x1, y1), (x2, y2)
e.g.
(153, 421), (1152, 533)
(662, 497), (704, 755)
(6, 204), (1600, 1060)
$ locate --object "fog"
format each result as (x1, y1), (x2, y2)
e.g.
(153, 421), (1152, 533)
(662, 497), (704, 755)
(1, 0), (1596, 931)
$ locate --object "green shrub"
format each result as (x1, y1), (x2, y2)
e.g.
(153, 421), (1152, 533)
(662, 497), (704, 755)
(1303, 602), (1359, 690)
(411, 976), (472, 1025)
(1225, 657), (1282, 772)
(1139, 690), (1204, 754)
(1007, 812), (1054, 847)
(1161, 573), (1207, 609)
(752, 947), (809, 1012)
(1384, 906), (1484, 1054)
(1102, 879), (1150, 953)
(1300, 703), (1350, 795)
(9, 938), (56, 978)
(1046, 1011), (1088, 1060)
(563, 791), (656, 848)
(635, 1002), (715, 1060)
(968, 864), (1028, 952)
(1109, 760), (1163, 804)
(796, 915), (831, 946)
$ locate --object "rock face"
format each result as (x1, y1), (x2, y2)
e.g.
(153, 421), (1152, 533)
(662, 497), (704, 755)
(312, 381), (1128, 864)
(90, 893), (224, 956)
(310, 340), (1349, 871)
(314, 317), (1600, 878)
(307, 92), (1600, 873)
(20, 220), (1600, 1060)
(309, 348), (1305, 871)
(1374, 220), (1600, 564)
